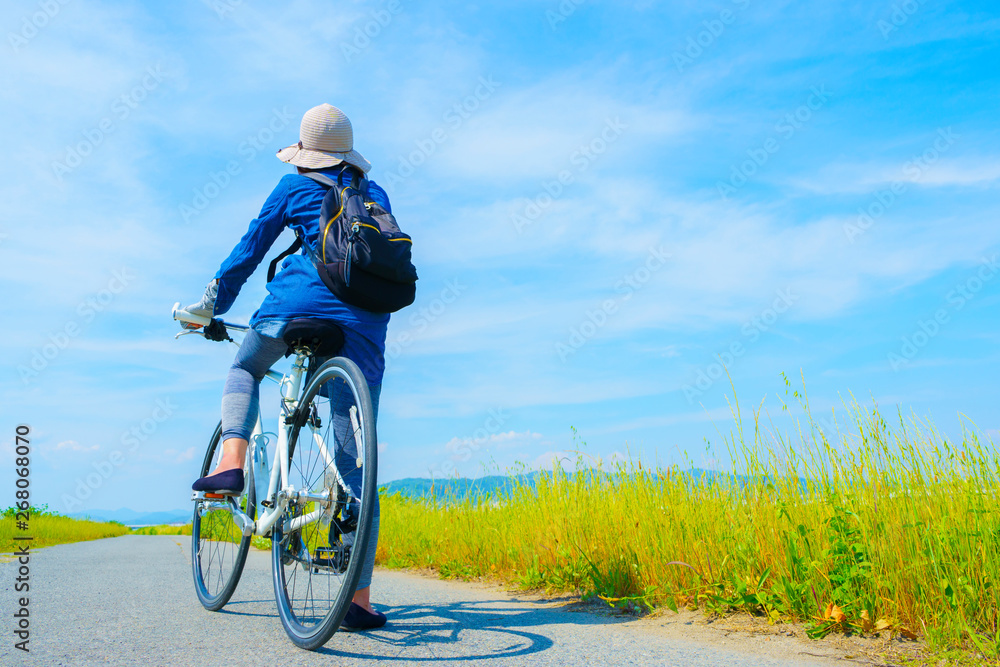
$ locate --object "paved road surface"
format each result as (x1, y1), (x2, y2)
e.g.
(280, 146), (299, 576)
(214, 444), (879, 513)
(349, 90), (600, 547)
(1, 536), (847, 666)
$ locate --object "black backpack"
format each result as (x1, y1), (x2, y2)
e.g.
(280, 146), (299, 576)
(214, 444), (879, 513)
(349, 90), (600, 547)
(267, 169), (417, 313)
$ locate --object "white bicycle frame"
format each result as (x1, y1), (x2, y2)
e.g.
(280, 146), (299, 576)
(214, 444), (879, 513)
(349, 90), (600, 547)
(173, 303), (362, 540)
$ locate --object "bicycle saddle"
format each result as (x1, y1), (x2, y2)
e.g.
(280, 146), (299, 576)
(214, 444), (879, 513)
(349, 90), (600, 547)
(281, 318), (345, 357)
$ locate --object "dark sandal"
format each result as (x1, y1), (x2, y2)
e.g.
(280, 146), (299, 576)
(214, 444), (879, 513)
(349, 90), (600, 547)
(192, 468), (244, 494)
(341, 602), (386, 630)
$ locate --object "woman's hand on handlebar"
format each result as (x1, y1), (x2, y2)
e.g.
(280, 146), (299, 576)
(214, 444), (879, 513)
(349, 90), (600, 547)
(181, 279), (219, 330)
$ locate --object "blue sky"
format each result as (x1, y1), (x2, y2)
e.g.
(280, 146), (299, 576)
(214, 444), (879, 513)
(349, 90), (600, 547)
(1, 1), (997, 514)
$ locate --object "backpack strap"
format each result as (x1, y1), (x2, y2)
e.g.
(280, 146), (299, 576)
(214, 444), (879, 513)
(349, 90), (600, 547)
(301, 171), (337, 189)
(268, 170), (362, 284)
(266, 236), (302, 283)
(265, 175), (336, 282)
(277, 169), (366, 273)
(302, 167), (368, 193)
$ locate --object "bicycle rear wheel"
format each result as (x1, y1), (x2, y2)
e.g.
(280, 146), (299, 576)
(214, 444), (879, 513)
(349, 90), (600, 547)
(191, 421), (255, 611)
(271, 357), (377, 651)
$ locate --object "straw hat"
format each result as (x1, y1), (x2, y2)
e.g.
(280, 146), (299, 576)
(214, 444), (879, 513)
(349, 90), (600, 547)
(276, 104), (371, 173)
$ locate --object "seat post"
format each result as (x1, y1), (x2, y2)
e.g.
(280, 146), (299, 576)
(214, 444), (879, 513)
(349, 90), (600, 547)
(280, 352), (309, 407)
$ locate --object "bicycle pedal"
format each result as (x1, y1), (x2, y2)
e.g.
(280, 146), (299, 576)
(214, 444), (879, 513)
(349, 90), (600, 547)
(312, 545), (350, 573)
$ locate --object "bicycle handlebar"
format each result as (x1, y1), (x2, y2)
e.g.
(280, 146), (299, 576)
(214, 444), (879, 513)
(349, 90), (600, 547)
(171, 302), (249, 332)
(172, 304), (279, 382)
(172, 302), (211, 327)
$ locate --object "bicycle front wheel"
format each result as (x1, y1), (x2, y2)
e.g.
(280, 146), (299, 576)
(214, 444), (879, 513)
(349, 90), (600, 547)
(271, 357), (378, 651)
(191, 421), (255, 611)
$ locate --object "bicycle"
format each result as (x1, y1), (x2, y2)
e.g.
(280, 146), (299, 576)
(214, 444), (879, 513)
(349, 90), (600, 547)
(171, 303), (378, 650)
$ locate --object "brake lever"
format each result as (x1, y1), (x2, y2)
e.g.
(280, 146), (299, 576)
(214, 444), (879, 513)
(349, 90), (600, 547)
(174, 330), (206, 340)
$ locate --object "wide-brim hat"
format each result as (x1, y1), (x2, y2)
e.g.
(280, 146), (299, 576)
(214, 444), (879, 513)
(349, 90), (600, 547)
(276, 103), (371, 173)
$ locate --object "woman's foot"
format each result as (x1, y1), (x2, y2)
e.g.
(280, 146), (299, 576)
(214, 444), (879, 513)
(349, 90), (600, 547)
(206, 437), (249, 478)
(193, 437), (250, 493)
(192, 468), (244, 494)
(340, 602), (386, 631)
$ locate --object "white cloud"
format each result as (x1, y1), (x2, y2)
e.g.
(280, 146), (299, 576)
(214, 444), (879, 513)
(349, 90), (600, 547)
(388, 182), (1000, 369)
(428, 77), (694, 184)
(789, 157), (1000, 195)
(913, 159), (1000, 187)
(442, 430), (543, 456)
(3, 0), (999, 506)
(54, 440), (99, 453)
(162, 447), (196, 464)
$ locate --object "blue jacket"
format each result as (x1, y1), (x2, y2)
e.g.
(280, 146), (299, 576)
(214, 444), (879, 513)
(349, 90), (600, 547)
(213, 165), (391, 384)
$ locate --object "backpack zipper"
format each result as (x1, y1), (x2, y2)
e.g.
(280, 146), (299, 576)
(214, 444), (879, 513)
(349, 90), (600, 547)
(345, 221), (362, 286)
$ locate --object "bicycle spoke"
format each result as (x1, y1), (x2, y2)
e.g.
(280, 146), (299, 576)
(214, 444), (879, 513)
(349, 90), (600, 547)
(191, 422), (252, 612)
(273, 359), (376, 649)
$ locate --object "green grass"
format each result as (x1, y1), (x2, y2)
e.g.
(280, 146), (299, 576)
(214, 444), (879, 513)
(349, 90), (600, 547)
(134, 522), (272, 550)
(131, 524), (192, 536)
(0, 509), (268, 554)
(6, 375), (995, 662)
(1, 505), (130, 550)
(376, 375), (1000, 660)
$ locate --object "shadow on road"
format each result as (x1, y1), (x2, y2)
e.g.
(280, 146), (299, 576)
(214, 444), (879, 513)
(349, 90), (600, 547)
(213, 599), (277, 619)
(319, 598), (626, 661)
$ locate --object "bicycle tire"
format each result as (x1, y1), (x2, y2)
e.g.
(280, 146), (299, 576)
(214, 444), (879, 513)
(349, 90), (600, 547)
(191, 421), (255, 611)
(271, 357), (377, 651)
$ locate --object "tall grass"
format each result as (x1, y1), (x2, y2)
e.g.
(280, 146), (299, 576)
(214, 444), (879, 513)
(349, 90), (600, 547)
(1, 506), (130, 550)
(132, 524), (192, 536)
(377, 378), (1000, 654)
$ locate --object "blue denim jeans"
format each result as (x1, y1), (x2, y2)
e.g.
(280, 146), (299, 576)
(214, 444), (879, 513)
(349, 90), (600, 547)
(221, 324), (381, 590)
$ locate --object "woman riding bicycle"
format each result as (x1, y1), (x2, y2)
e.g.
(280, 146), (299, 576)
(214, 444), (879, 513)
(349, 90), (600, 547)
(185, 103), (388, 630)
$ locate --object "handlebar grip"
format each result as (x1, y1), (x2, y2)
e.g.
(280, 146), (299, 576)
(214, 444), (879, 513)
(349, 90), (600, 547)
(172, 301), (212, 327)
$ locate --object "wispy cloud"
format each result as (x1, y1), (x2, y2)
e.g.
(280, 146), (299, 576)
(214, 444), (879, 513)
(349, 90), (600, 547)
(162, 447), (197, 464)
(3, 0), (999, 508)
(53, 440), (100, 453)
(790, 156), (1000, 194)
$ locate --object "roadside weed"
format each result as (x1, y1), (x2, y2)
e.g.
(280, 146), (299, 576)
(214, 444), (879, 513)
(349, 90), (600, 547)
(378, 377), (999, 657)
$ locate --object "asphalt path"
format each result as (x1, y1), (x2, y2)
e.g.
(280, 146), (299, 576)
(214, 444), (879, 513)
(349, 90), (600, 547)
(1, 536), (847, 666)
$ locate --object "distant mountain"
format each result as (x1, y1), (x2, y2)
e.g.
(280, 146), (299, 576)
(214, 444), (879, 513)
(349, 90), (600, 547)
(70, 508), (191, 526)
(377, 468), (725, 501)
(65, 470), (792, 524)
(379, 473), (540, 501)
(377, 468), (801, 502)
